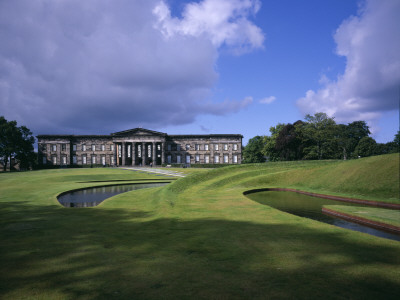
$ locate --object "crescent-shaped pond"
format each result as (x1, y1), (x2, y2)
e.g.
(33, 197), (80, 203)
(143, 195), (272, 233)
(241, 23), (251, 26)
(245, 190), (400, 242)
(58, 182), (169, 208)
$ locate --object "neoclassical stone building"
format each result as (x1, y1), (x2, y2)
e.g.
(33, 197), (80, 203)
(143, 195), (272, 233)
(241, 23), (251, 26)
(37, 128), (243, 167)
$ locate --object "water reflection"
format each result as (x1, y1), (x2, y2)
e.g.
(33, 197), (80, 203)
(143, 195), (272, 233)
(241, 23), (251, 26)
(58, 183), (168, 208)
(246, 191), (400, 242)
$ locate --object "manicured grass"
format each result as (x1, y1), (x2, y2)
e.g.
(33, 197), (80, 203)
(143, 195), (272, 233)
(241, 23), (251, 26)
(0, 154), (399, 299)
(324, 205), (400, 228)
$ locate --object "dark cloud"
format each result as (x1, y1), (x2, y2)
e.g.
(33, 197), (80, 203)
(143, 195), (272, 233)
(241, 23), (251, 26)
(0, 0), (263, 135)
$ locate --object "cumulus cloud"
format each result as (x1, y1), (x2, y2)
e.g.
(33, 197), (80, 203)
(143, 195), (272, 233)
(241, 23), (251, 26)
(153, 0), (264, 54)
(297, 0), (400, 127)
(0, 0), (263, 135)
(259, 96), (276, 104)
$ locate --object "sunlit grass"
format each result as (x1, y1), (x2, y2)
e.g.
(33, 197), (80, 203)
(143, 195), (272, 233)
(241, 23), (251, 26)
(0, 154), (399, 299)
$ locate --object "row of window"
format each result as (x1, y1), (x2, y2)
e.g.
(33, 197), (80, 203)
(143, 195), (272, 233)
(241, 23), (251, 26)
(46, 144), (113, 152)
(45, 153), (239, 165)
(44, 155), (114, 165)
(44, 143), (239, 153)
(167, 143), (238, 151)
(167, 154), (239, 164)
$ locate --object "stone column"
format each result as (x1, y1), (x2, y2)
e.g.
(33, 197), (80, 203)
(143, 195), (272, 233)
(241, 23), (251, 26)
(122, 142), (126, 166)
(152, 143), (156, 166)
(161, 142), (165, 165)
(113, 143), (117, 166)
(133, 144), (136, 165)
(142, 142), (146, 165)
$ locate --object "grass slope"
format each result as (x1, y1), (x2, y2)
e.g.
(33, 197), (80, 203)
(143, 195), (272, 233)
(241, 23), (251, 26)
(0, 154), (399, 299)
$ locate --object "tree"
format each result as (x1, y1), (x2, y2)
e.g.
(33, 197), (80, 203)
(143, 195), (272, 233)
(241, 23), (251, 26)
(353, 136), (377, 158)
(243, 136), (265, 163)
(302, 113), (336, 159)
(262, 123), (286, 161)
(335, 121), (370, 160)
(274, 121), (304, 160)
(0, 116), (35, 171)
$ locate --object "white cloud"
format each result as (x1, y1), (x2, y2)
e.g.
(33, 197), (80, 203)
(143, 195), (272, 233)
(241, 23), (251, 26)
(0, 0), (263, 134)
(259, 96), (276, 104)
(153, 0), (264, 53)
(297, 0), (400, 127)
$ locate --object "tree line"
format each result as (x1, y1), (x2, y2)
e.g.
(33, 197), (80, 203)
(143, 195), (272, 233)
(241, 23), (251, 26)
(0, 116), (36, 171)
(243, 112), (399, 163)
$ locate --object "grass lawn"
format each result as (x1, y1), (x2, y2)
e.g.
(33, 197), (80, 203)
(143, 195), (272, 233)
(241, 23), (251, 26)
(0, 154), (399, 299)
(323, 205), (400, 228)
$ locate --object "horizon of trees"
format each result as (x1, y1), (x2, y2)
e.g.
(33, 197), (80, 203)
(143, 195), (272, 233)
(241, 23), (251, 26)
(243, 112), (399, 163)
(0, 116), (36, 171)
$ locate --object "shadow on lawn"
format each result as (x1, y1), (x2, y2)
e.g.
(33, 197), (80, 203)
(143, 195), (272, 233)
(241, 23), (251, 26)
(1, 201), (400, 299)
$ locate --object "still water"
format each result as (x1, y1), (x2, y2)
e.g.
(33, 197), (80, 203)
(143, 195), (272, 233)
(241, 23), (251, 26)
(246, 190), (400, 242)
(58, 183), (168, 208)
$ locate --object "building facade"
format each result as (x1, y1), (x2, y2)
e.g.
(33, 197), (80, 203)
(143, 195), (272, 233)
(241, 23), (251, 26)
(37, 128), (243, 167)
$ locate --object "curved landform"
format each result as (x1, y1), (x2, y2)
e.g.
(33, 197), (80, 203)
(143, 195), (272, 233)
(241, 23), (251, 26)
(322, 205), (400, 234)
(0, 154), (399, 299)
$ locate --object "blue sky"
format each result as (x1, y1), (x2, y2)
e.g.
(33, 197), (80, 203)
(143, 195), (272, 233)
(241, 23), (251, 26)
(1, 0), (399, 145)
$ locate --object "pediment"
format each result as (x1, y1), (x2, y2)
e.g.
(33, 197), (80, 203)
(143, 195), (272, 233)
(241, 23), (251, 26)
(111, 128), (167, 137)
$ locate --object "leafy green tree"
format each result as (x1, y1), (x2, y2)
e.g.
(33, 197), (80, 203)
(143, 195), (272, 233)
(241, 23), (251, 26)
(353, 136), (377, 158)
(262, 123), (285, 161)
(274, 121), (304, 160)
(335, 121), (370, 160)
(302, 113), (336, 160)
(243, 136), (265, 163)
(0, 116), (35, 171)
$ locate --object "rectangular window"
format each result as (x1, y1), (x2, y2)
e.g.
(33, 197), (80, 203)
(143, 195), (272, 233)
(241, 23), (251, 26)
(92, 144), (96, 151)
(224, 154), (228, 163)
(61, 144), (66, 151)
(204, 144), (209, 151)
(167, 144), (171, 151)
(186, 144), (190, 150)
(233, 155), (238, 163)
(73, 155), (77, 164)
(73, 144), (77, 151)
(224, 144), (228, 151)
(42, 157), (47, 164)
(195, 144), (200, 151)
(82, 155), (87, 165)
(214, 144), (219, 151)
(101, 144), (105, 151)
(186, 155), (191, 164)
(195, 155), (200, 162)
(214, 155), (219, 163)
(167, 155), (172, 164)
(205, 155), (209, 163)
(82, 144), (86, 151)
(92, 156), (96, 164)
(177, 145), (181, 151)
(137, 144), (141, 158)
(111, 144), (115, 151)
(127, 144), (131, 158)
(102, 156), (106, 165)
(176, 155), (181, 164)
(111, 156), (115, 165)
(118, 144), (122, 158)
(52, 156), (57, 164)
(52, 144), (57, 152)
(233, 144), (238, 151)
(62, 156), (66, 165)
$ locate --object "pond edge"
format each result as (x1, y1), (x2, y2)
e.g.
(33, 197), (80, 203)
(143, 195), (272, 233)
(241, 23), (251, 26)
(243, 188), (400, 210)
(322, 207), (400, 235)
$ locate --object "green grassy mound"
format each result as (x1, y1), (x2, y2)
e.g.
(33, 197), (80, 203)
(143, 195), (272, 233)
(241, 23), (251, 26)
(323, 205), (400, 228)
(0, 154), (399, 299)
